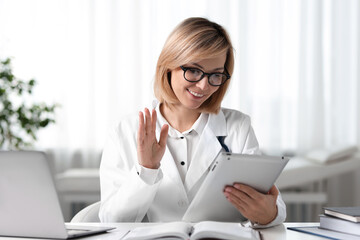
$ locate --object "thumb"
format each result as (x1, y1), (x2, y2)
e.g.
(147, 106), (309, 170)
(158, 124), (169, 148)
(268, 185), (279, 196)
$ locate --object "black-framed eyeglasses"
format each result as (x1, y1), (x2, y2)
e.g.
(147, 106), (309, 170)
(180, 66), (231, 87)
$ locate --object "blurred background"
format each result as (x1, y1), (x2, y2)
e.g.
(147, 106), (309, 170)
(1, 0), (359, 222)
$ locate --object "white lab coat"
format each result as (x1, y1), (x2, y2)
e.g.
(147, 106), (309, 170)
(99, 102), (286, 227)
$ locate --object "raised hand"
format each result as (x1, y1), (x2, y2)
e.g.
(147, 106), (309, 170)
(224, 184), (279, 225)
(137, 108), (169, 169)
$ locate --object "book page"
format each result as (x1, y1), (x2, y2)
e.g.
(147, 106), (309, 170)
(122, 222), (192, 240)
(191, 221), (260, 240)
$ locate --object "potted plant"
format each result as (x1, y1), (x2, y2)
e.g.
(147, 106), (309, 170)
(0, 58), (58, 150)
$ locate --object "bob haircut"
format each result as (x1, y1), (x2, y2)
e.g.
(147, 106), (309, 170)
(154, 17), (234, 114)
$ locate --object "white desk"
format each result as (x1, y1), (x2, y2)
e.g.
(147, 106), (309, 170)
(0, 222), (332, 240)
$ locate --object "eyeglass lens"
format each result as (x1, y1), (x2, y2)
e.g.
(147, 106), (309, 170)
(184, 68), (227, 86)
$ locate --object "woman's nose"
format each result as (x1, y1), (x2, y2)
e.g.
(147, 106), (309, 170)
(195, 76), (209, 90)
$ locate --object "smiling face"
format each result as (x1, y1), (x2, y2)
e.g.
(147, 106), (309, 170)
(154, 18), (234, 114)
(170, 54), (227, 111)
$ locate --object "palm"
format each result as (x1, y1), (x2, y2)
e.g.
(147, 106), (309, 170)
(137, 108), (168, 169)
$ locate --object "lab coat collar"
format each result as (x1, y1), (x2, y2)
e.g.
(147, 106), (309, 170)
(153, 100), (228, 193)
(153, 99), (227, 136)
(155, 102), (207, 138)
(206, 109), (227, 137)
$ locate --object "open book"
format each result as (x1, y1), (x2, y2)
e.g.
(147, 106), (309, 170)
(122, 221), (261, 240)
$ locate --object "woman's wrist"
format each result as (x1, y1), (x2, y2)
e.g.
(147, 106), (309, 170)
(139, 161), (160, 169)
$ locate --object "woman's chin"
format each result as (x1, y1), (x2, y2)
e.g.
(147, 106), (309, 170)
(184, 102), (203, 110)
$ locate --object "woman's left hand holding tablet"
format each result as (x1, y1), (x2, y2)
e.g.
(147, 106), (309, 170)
(224, 184), (278, 225)
(137, 108), (169, 169)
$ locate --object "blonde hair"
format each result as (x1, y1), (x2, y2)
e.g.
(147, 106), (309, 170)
(154, 17), (234, 114)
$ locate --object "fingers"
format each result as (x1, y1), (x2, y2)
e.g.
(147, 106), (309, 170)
(140, 108), (156, 136)
(268, 185), (279, 197)
(224, 184), (279, 225)
(226, 184), (278, 204)
(159, 124), (169, 148)
(137, 108), (168, 169)
(225, 185), (252, 202)
(224, 187), (249, 209)
(233, 184), (261, 200)
(144, 108), (151, 135)
(151, 109), (157, 133)
(137, 111), (145, 143)
(138, 108), (167, 144)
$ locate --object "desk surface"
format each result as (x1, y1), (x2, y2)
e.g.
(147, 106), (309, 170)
(0, 222), (330, 240)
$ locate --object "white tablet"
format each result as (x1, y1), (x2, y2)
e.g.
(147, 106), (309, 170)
(182, 153), (289, 222)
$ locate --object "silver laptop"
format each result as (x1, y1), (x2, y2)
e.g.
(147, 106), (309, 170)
(182, 153), (289, 222)
(0, 151), (114, 239)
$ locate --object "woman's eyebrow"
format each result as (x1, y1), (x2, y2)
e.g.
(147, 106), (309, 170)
(190, 62), (225, 71)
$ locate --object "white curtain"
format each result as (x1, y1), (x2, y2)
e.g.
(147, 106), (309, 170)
(1, 0), (359, 203)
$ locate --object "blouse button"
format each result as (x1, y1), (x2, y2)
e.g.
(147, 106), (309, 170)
(181, 161), (185, 166)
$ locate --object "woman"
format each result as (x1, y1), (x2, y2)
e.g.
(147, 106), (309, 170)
(99, 17), (286, 227)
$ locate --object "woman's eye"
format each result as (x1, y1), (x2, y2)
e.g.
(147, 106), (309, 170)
(189, 69), (202, 76)
(213, 74), (222, 79)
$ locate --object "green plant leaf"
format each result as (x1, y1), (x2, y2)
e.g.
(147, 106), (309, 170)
(0, 57), (59, 150)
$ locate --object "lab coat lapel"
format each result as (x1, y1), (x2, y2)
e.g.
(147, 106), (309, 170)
(184, 110), (227, 192)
